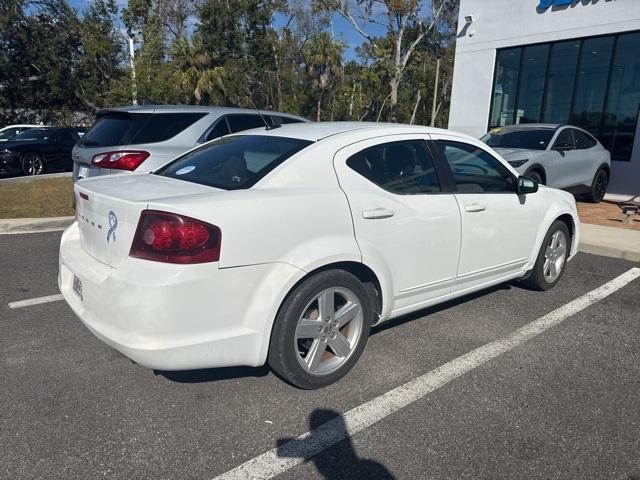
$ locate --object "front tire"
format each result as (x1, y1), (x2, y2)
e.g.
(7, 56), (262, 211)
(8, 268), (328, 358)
(527, 170), (544, 185)
(21, 153), (44, 176)
(522, 220), (570, 291)
(585, 168), (608, 203)
(268, 270), (373, 389)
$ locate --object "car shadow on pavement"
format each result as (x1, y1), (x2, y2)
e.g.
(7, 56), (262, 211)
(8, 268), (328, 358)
(372, 282), (514, 336)
(154, 364), (270, 383)
(277, 408), (396, 479)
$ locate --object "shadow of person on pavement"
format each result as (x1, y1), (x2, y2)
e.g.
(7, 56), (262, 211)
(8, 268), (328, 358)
(277, 408), (395, 480)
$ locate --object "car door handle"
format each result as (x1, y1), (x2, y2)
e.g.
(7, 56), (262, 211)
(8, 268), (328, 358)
(464, 203), (487, 213)
(362, 208), (395, 219)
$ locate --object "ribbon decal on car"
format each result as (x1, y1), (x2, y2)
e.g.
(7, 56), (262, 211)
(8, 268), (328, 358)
(107, 211), (117, 243)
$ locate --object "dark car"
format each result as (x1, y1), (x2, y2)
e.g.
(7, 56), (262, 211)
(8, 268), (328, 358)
(0, 127), (84, 176)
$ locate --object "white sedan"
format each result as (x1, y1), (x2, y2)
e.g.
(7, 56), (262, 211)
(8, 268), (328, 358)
(59, 122), (580, 389)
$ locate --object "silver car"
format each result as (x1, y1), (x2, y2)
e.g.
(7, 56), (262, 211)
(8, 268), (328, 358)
(72, 105), (308, 181)
(481, 124), (611, 203)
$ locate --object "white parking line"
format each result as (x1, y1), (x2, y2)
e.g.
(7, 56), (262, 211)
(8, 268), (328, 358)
(8, 294), (64, 309)
(214, 267), (640, 480)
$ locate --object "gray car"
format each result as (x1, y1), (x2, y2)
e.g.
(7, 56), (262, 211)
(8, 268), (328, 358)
(72, 105), (308, 181)
(481, 124), (611, 203)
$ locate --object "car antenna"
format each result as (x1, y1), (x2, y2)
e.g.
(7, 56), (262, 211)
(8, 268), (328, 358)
(245, 81), (280, 130)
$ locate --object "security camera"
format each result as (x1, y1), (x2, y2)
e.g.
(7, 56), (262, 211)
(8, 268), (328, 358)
(464, 15), (474, 24)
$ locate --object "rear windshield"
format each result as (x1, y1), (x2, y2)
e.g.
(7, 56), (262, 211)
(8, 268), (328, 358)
(79, 112), (206, 147)
(157, 135), (313, 190)
(481, 128), (555, 150)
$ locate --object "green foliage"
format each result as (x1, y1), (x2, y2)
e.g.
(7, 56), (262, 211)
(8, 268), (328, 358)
(0, 0), (459, 128)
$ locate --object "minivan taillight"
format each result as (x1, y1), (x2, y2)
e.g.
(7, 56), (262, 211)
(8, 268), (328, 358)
(130, 211), (221, 264)
(91, 150), (150, 171)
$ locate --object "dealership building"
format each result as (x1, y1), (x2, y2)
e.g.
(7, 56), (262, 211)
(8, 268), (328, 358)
(449, 0), (640, 199)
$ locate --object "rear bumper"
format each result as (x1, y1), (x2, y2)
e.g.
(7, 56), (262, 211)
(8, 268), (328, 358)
(58, 223), (303, 370)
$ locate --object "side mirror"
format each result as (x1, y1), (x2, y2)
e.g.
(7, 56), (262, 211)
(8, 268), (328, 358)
(553, 142), (572, 152)
(517, 176), (539, 195)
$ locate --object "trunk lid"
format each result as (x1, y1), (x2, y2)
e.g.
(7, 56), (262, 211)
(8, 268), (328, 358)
(74, 174), (217, 268)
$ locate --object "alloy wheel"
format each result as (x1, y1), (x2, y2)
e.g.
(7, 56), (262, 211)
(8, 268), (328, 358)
(22, 154), (44, 175)
(543, 230), (567, 283)
(294, 287), (364, 376)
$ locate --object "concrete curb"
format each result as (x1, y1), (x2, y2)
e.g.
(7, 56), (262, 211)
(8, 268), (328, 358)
(578, 223), (640, 263)
(0, 216), (74, 235)
(0, 172), (72, 186)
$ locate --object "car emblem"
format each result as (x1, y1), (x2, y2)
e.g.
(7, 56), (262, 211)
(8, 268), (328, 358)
(107, 211), (117, 243)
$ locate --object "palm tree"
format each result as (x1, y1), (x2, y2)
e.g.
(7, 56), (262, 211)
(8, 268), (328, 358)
(171, 37), (225, 104)
(304, 32), (344, 122)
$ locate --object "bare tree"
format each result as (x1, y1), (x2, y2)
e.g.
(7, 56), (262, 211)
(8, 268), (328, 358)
(318, 0), (452, 121)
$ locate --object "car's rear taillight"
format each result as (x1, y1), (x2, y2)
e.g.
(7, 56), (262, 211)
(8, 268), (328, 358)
(91, 150), (150, 171)
(130, 211), (221, 264)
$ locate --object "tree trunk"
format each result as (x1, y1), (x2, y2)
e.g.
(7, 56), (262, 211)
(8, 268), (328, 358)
(348, 81), (356, 119)
(410, 89), (421, 125)
(316, 91), (323, 122)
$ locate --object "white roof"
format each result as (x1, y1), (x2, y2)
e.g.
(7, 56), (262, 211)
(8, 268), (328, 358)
(243, 121), (463, 142)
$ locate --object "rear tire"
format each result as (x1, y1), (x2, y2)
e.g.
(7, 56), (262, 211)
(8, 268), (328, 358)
(585, 168), (608, 203)
(21, 153), (44, 176)
(522, 220), (570, 291)
(268, 270), (373, 389)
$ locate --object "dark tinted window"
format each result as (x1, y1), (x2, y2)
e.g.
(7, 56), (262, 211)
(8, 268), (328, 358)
(204, 118), (230, 142)
(13, 128), (52, 140)
(277, 116), (304, 124)
(132, 112), (206, 144)
(515, 44), (550, 124)
(571, 36), (615, 131)
(553, 129), (574, 149)
(79, 112), (150, 147)
(437, 140), (515, 193)
(481, 128), (554, 150)
(0, 128), (20, 140)
(158, 135), (312, 190)
(56, 131), (77, 143)
(227, 115), (265, 133)
(347, 140), (440, 194)
(490, 48), (521, 127)
(573, 129), (597, 149)
(543, 40), (580, 124)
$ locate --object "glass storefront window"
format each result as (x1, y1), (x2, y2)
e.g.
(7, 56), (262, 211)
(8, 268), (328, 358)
(543, 41), (581, 124)
(602, 32), (640, 161)
(488, 32), (640, 161)
(515, 44), (550, 124)
(490, 48), (521, 127)
(570, 36), (615, 132)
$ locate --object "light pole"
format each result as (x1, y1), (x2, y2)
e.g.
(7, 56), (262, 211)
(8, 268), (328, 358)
(128, 36), (138, 106)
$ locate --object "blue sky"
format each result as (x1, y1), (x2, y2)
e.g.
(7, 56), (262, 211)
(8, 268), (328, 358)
(68, 0), (432, 60)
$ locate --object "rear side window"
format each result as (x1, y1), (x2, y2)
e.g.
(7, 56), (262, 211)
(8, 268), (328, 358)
(227, 115), (265, 133)
(347, 140), (441, 194)
(276, 116), (304, 125)
(157, 135), (312, 190)
(79, 112), (205, 147)
(204, 119), (230, 142)
(572, 129), (598, 149)
(553, 129), (574, 149)
(132, 113), (206, 144)
(79, 113), (150, 147)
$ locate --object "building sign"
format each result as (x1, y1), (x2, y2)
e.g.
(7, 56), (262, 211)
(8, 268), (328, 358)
(538, 0), (577, 8)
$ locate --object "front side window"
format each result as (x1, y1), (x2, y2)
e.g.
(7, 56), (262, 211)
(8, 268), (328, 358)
(158, 135), (312, 190)
(436, 140), (515, 193)
(481, 128), (554, 150)
(346, 140), (441, 194)
(0, 128), (19, 140)
(13, 129), (51, 141)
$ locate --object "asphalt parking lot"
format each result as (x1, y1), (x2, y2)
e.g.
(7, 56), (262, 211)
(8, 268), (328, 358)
(1, 231), (639, 480)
